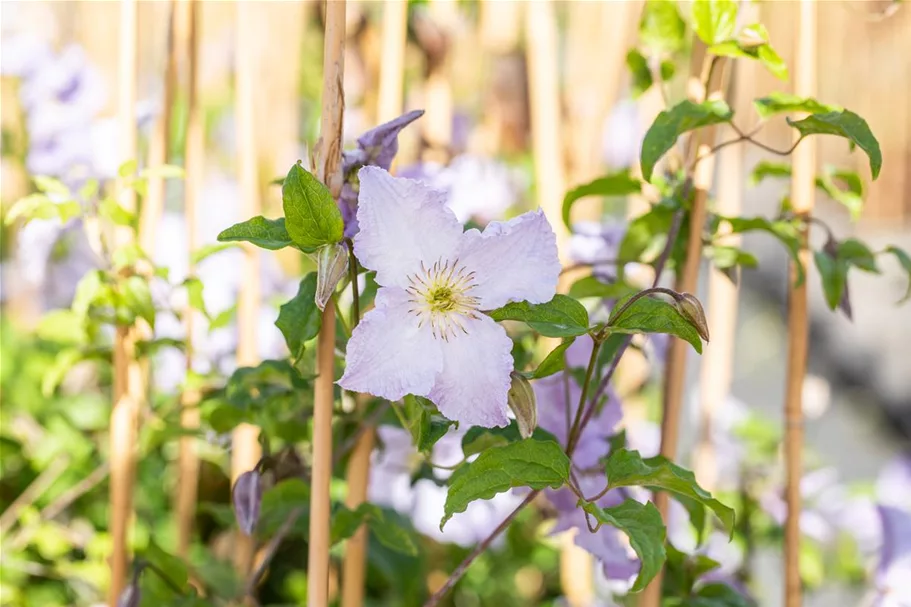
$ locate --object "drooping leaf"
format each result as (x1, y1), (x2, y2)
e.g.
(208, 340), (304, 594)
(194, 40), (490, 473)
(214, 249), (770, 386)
(639, 0), (687, 53)
(815, 248), (848, 314)
(603, 449), (735, 535)
(627, 49), (654, 99)
(608, 295), (704, 353)
(640, 100), (733, 181)
(487, 295), (590, 338)
(886, 246), (911, 303)
(691, 0), (738, 45)
(183, 277), (208, 319)
(837, 238), (879, 273)
(441, 440), (570, 529)
(282, 162), (344, 250)
(787, 110), (882, 179)
(563, 171), (642, 231)
(275, 273), (321, 363)
(529, 338), (576, 380)
(217, 216), (295, 250)
(752, 94), (839, 119)
(579, 499), (666, 592)
(707, 24), (788, 80)
(403, 395), (456, 453)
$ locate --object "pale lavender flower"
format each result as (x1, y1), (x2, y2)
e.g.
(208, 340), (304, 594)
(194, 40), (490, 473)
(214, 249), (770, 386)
(339, 109), (425, 237)
(872, 505), (911, 607)
(368, 425), (523, 547)
(398, 155), (520, 224)
(339, 167), (560, 427)
(760, 467), (848, 544)
(602, 99), (642, 170)
(569, 221), (625, 282)
(875, 454), (911, 510)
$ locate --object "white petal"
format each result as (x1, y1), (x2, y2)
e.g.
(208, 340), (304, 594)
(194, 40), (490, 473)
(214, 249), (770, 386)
(338, 287), (442, 400)
(354, 166), (463, 289)
(456, 209), (560, 310)
(429, 313), (513, 427)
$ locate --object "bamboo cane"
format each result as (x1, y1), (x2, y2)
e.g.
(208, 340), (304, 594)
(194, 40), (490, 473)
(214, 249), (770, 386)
(109, 1), (140, 604)
(784, 2), (817, 605)
(640, 43), (727, 607)
(232, 0), (263, 575)
(175, 0), (203, 559)
(339, 2), (405, 605)
(308, 2), (346, 605)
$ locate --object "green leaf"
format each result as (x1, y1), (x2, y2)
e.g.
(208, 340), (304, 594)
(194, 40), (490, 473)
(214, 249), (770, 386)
(140, 540), (189, 590)
(608, 296), (704, 353)
(660, 59), (676, 81)
(627, 50), (654, 100)
(282, 162), (344, 250)
(837, 238), (878, 273)
(72, 270), (105, 318)
(191, 242), (240, 264)
(618, 204), (676, 263)
(139, 164), (185, 179)
(749, 162), (866, 220)
(118, 159), (138, 178)
(707, 24), (788, 80)
(334, 503), (419, 556)
(487, 295), (590, 338)
(461, 430), (510, 458)
(183, 278), (208, 319)
(42, 348), (84, 397)
(640, 100), (733, 181)
(639, 0), (686, 53)
(36, 309), (87, 344)
(691, 0), (738, 45)
(529, 338), (576, 380)
(814, 250), (847, 312)
(563, 171), (642, 230)
(568, 276), (638, 301)
(580, 499), (666, 592)
(121, 275), (156, 328)
(723, 216), (804, 284)
(32, 175), (70, 196)
(708, 246), (758, 270)
(368, 512), (419, 556)
(686, 582), (757, 607)
(752, 94), (840, 119)
(603, 448), (735, 535)
(886, 246), (911, 302)
(787, 110), (882, 179)
(403, 395), (455, 452)
(331, 503), (372, 545)
(275, 273), (321, 363)
(217, 216), (294, 250)
(441, 440), (570, 529)
(4, 193), (81, 225)
(209, 305), (237, 331)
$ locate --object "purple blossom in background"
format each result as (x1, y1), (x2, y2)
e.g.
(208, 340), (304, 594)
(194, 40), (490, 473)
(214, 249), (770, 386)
(875, 453), (911, 510)
(398, 154), (520, 224)
(569, 221), (625, 283)
(760, 467), (848, 544)
(368, 425), (523, 547)
(601, 99), (641, 170)
(873, 505), (911, 607)
(339, 167), (560, 427)
(532, 335), (639, 583)
(339, 109), (425, 237)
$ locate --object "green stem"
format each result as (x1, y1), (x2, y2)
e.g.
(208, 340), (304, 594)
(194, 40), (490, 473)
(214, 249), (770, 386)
(565, 338), (602, 456)
(346, 238), (360, 330)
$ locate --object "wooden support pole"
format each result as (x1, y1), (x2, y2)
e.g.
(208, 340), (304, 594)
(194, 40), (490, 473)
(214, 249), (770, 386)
(784, 2), (817, 606)
(340, 2), (404, 606)
(109, 1), (140, 604)
(232, 0), (263, 575)
(175, 0), (202, 559)
(308, 2), (346, 605)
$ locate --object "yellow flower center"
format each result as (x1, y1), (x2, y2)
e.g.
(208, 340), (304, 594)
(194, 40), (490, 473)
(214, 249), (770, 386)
(406, 258), (480, 340)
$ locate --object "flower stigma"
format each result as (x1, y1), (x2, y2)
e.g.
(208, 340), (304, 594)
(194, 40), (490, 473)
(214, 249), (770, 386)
(405, 258), (480, 340)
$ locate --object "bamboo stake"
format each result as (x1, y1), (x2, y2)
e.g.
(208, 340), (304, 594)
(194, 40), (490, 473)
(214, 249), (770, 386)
(232, 0), (263, 575)
(309, 2), (346, 605)
(139, 0), (178, 254)
(175, 0), (202, 559)
(784, 2), (817, 605)
(339, 3), (404, 605)
(109, 1), (140, 604)
(422, 0), (452, 164)
(526, 0), (568, 260)
(640, 44), (726, 607)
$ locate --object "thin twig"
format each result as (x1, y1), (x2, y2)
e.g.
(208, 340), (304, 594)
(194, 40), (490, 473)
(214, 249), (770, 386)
(244, 506), (303, 601)
(0, 456), (70, 533)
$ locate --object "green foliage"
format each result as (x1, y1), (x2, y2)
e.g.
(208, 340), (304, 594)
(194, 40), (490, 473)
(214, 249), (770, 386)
(441, 440), (570, 529)
(627, 49), (654, 99)
(691, 0), (738, 45)
(752, 94), (840, 119)
(282, 162), (344, 251)
(640, 100), (733, 181)
(569, 275), (638, 301)
(403, 395), (457, 452)
(787, 110), (882, 179)
(216, 216), (295, 250)
(602, 449), (735, 535)
(526, 338), (576, 380)
(275, 273), (322, 364)
(639, 0), (687, 53)
(720, 215), (804, 284)
(886, 245), (911, 302)
(608, 295), (705, 353)
(708, 24), (787, 80)
(750, 160), (865, 220)
(579, 499), (666, 592)
(487, 295), (590, 338)
(331, 503), (418, 555)
(562, 171), (641, 230)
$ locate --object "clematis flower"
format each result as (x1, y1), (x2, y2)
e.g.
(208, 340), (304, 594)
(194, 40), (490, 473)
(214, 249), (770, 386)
(872, 505), (911, 607)
(760, 466), (849, 544)
(339, 166), (560, 427)
(569, 221), (626, 283)
(339, 109), (425, 237)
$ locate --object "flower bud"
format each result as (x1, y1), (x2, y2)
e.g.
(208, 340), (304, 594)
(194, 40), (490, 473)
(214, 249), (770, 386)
(315, 242), (349, 311)
(507, 372), (537, 439)
(674, 292), (710, 342)
(232, 469), (263, 536)
(117, 577), (141, 607)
